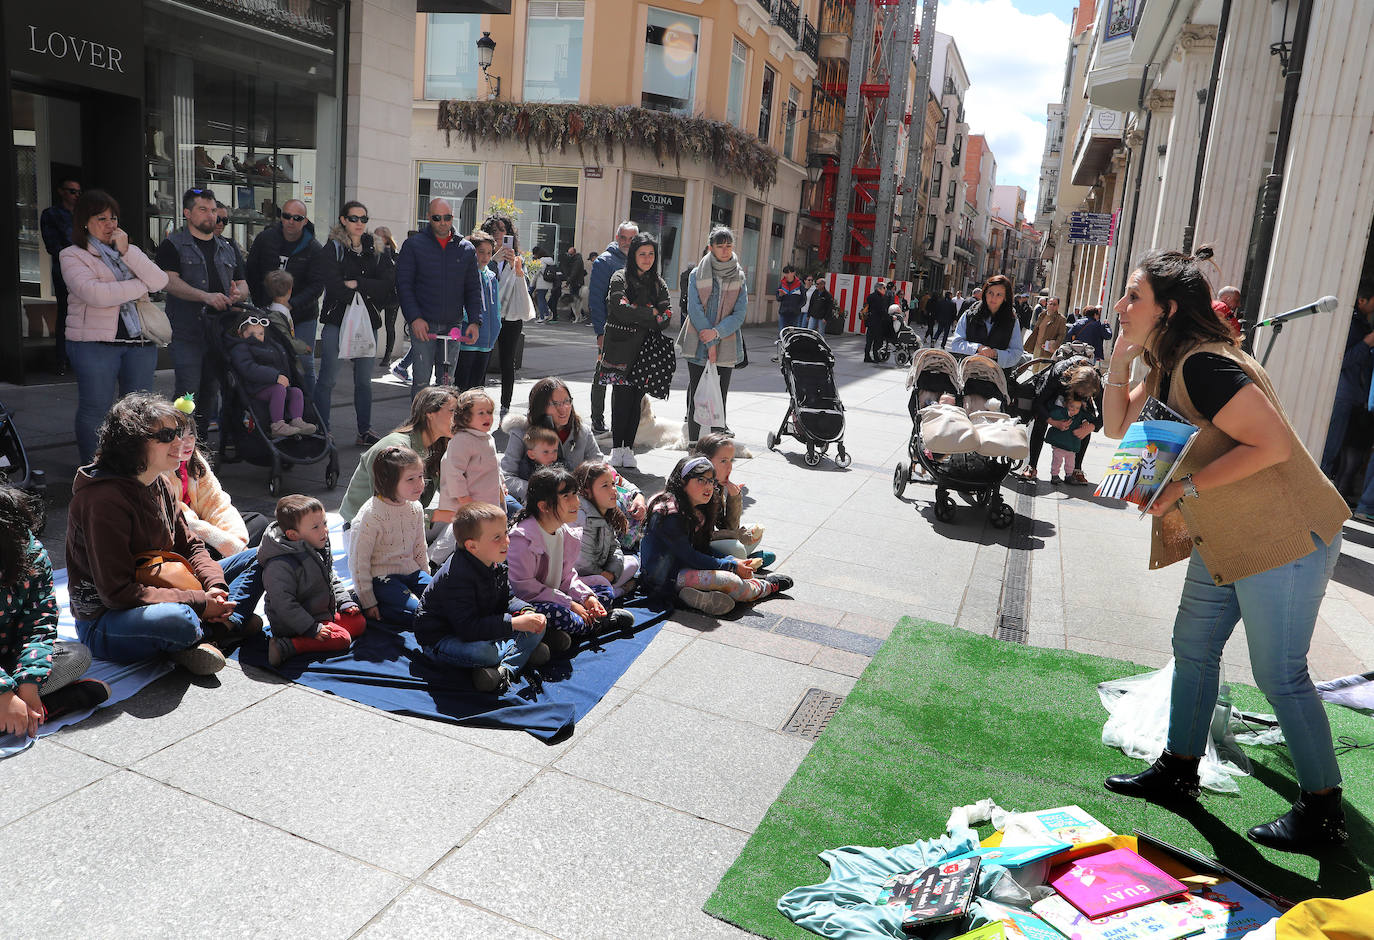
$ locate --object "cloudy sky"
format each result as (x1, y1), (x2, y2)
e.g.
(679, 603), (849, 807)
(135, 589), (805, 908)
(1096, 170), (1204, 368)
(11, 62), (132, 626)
(936, 0), (1074, 222)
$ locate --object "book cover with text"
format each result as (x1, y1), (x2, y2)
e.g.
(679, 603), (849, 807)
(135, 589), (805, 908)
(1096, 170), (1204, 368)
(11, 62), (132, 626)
(1049, 847), (1188, 919)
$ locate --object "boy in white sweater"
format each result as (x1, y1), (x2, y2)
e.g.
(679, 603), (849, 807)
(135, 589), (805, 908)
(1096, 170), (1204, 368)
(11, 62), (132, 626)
(347, 445), (431, 626)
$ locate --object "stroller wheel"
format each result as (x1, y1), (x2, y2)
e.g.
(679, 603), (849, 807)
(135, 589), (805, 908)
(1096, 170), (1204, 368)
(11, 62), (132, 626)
(896, 350), (911, 368)
(267, 474), (283, 497)
(324, 467), (339, 490)
(835, 448), (852, 469)
(875, 345), (891, 363)
(804, 447), (822, 467)
(989, 502), (1015, 529)
(933, 491), (957, 523)
(892, 462), (908, 498)
(766, 431), (778, 451)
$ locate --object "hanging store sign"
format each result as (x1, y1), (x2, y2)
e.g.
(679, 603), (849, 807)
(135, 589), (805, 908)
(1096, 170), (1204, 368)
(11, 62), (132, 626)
(4, 0), (144, 99)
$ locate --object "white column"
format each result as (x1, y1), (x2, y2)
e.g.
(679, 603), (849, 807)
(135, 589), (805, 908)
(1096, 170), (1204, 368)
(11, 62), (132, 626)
(1151, 26), (1216, 251)
(344, 0), (416, 236)
(1131, 91), (1173, 254)
(1258, 0), (1374, 453)
(1194, 1), (1283, 285)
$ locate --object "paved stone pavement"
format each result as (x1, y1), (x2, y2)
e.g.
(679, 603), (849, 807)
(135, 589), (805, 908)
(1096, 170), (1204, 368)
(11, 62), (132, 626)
(2, 323), (1371, 938)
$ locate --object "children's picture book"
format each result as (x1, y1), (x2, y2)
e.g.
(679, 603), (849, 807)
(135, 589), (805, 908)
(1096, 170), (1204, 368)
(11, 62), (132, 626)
(951, 922), (1010, 940)
(1177, 881), (1281, 938)
(979, 899), (1070, 940)
(1093, 397), (1199, 514)
(1003, 805), (1114, 846)
(877, 856), (983, 933)
(1031, 894), (1204, 940)
(1049, 847), (1189, 919)
(947, 844), (1070, 869)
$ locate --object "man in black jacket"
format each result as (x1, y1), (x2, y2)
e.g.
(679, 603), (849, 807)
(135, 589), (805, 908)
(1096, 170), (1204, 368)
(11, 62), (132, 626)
(246, 200), (323, 389)
(863, 282), (889, 363)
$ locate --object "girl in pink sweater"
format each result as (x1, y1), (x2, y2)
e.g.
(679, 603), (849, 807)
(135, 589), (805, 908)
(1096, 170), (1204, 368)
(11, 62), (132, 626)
(431, 389), (508, 565)
(347, 446), (431, 627)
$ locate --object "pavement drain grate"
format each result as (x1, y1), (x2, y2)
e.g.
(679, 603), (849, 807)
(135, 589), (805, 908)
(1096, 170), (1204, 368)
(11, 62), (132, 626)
(995, 486), (1036, 644)
(781, 688), (846, 739)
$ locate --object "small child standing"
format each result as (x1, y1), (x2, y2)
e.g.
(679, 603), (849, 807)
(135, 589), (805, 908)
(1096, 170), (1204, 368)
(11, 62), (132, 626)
(347, 445), (432, 626)
(431, 389), (508, 564)
(259, 494), (364, 666)
(694, 433), (772, 567)
(639, 457), (792, 616)
(1045, 366), (1103, 485)
(503, 425), (560, 504)
(414, 502), (570, 693)
(508, 467), (635, 636)
(227, 312), (316, 439)
(572, 461), (639, 599)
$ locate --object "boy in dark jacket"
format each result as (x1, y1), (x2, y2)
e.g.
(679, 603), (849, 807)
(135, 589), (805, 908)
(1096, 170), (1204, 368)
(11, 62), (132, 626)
(259, 495), (362, 666)
(415, 502), (565, 693)
(227, 314), (316, 438)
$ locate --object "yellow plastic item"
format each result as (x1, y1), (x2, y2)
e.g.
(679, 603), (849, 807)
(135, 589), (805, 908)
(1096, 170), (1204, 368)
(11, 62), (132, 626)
(1277, 891), (1374, 940)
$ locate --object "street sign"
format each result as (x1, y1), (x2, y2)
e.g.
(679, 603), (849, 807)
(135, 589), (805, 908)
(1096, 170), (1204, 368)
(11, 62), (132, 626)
(1068, 210), (1114, 245)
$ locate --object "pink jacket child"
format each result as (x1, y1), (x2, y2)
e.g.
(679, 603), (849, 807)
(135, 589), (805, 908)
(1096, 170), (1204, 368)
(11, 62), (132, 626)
(59, 242), (169, 341)
(507, 517), (604, 635)
(439, 427), (504, 512)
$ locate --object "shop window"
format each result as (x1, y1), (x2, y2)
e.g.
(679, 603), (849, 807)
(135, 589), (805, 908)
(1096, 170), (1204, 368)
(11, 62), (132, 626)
(741, 200), (764, 293)
(766, 209), (787, 294)
(424, 14), (482, 100)
(782, 86), (801, 162)
(416, 162), (480, 238)
(726, 38), (747, 128)
(641, 8), (699, 114)
(711, 187), (736, 229)
(513, 168), (580, 257)
(629, 185), (685, 281)
(525, 2), (584, 103)
(757, 66), (776, 142)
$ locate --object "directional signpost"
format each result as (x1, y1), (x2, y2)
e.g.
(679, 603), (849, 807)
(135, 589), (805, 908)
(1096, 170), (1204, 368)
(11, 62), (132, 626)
(1067, 210), (1114, 245)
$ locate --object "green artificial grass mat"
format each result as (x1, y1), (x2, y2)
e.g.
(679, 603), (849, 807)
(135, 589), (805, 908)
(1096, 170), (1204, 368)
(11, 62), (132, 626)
(704, 619), (1374, 940)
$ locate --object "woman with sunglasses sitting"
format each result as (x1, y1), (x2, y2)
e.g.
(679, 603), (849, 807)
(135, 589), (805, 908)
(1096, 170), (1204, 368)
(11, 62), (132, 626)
(313, 201), (393, 446)
(66, 393), (238, 675)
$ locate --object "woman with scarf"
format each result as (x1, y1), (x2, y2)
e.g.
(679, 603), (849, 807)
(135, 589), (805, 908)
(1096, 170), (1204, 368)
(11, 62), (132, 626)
(949, 273), (1024, 370)
(479, 214), (535, 416)
(682, 226), (749, 444)
(599, 232), (674, 469)
(60, 189), (170, 465)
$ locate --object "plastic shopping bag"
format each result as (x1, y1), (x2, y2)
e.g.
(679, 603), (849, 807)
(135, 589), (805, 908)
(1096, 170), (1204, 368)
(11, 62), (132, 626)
(693, 361), (725, 430)
(337, 292), (377, 360)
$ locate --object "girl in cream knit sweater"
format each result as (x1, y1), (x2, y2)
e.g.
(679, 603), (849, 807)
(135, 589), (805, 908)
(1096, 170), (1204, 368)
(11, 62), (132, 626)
(347, 446), (431, 627)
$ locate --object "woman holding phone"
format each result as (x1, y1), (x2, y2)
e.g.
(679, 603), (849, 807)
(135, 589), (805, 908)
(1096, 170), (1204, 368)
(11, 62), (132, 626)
(480, 214), (534, 415)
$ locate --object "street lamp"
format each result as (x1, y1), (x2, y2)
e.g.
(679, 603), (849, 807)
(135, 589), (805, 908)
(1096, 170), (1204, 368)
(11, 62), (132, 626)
(476, 31), (500, 99)
(806, 157), (825, 187)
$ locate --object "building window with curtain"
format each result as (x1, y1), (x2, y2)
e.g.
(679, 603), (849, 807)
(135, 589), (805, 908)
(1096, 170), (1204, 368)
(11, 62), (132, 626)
(711, 187), (736, 228)
(782, 86), (800, 161)
(726, 38), (747, 128)
(757, 66), (776, 142)
(524, 2), (584, 103)
(766, 209), (787, 293)
(424, 14), (481, 100)
(641, 7), (699, 113)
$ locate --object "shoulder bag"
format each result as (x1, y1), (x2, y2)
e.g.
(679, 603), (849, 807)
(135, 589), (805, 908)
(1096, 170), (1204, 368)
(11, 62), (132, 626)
(134, 550), (202, 592)
(135, 297), (174, 347)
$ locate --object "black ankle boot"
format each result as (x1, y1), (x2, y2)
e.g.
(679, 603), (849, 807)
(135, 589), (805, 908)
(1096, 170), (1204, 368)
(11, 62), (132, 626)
(1104, 751), (1201, 802)
(1248, 788), (1347, 853)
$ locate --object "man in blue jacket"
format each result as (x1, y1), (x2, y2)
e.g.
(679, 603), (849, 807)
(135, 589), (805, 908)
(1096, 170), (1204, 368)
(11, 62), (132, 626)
(396, 198), (483, 397)
(587, 221), (639, 434)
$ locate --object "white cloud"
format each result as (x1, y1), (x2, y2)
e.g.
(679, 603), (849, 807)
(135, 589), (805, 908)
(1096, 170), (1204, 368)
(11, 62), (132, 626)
(936, 0), (1071, 222)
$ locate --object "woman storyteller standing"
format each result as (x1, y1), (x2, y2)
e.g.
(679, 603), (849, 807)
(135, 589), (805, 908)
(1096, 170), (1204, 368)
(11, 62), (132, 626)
(1101, 247), (1349, 854)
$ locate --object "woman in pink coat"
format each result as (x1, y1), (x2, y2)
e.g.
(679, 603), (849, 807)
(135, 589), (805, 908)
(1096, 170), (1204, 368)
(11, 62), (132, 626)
(59, 190), (169, 463)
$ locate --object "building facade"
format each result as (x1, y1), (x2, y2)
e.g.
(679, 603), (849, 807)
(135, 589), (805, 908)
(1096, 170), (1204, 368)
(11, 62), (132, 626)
(921, 31), (971, 296)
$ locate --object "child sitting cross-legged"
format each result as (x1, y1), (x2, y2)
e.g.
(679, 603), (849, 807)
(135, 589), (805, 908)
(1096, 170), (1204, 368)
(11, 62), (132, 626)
(694, 432), (773, 568)
(508, 467), (636, 637)
(640, 457), (792, 616)
(414, 502), (571, 693)
(502, 425), (560, 505)
(259, 494), (365, 667)
(347, 445), (432, 626)
(572, 460), (639, 600)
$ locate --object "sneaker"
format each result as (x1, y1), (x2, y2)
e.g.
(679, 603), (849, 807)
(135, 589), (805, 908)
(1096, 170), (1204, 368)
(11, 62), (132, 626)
(356, 431), (380, 447)
(620, 448), (638, 470)
(1069, 470), (1090, 486)
(270, 420), (297, 438)
(1353, 510), (1374, 524)
(544, 627), (573, 653)
(170, 642), (227, 675)
(527, 642), (552, 668)
(39, 678), (111, 721)
(764, 573), (794, 594)
(607, 446), (624, 468)
(605, 608), (635, 631)
(1050, 475), (1062, 485)
(471, 665), (513, 693)
(289, 417), (318, 435)
(678, 587), (736, 615)
(389, 361), (409, 383)
(266, 637), (295, 668)
(592, 419), (609, 436)
(750, 550), (777, 568)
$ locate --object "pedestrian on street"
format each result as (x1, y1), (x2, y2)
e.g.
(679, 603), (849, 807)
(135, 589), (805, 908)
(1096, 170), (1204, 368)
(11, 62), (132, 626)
(530, 247), (551, 322)
(1212, 285), (1244, 339)
(950, 275), (1023, 368)
(682, 227), (748, 443)
(807, 279), (834, 332)
(374, 227), (402, 367)
(561, 245), (586, 322)
(1024, 295), (1066, 358)
(588, 221), (640, 435)
(395, 198), (484, 398)
(479, 213), (535, 414)
(1322, 279), (1374, 512)
(1102, 246), (1351, 855)
(927, 290), (957, 348)
(862, 280), (889, 363)
(776, 266), (805, 334)
(41, 176), (81, 374)
(1066, 303), (1111, 363)
(246, 198), (323, 396)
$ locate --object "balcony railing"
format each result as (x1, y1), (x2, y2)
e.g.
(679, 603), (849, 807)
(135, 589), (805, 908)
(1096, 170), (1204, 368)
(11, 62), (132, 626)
(801, 16), (819, 61)
(773, 0), (801, 41)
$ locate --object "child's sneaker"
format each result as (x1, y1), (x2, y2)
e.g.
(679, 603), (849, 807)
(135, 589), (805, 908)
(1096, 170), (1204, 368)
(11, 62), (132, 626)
(171, 642), (227, 675)
(39, 678), (111, 721)
(527, 642), (552, 668)
(544, 627), (573, 653)
(678, 587), (735, 615)
(266, 637), (295, 668)
(750, 550), (777, 568)
(288, 417), (317, 435)
(472, 665), (513, 693)
(270, 420), (297, 438)
(764, 573), (794, 594)
(605, 608), (635, 631)
(389, 360), (409, 383)
(1050, 475), (1062, 485)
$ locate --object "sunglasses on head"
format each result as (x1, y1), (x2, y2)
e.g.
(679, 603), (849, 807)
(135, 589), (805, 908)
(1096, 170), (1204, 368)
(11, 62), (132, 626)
(241, 316), (271, 327)
(281, 213), (307, 222)
(430, 214), (453, 222)
(345, 214), (369, 224)
(148, 425), (193, 444)
(63, 187), (82, 194)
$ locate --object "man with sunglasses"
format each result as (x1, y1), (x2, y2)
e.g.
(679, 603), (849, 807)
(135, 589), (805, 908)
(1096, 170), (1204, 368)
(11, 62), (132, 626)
(157, 187), (250, 437)
(395, 197), (483, 398)
(246, 198), (324, 394)
(40, 176), (83, 374)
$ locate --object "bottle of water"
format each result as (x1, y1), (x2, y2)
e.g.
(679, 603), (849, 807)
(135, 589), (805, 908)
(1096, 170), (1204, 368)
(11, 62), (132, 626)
(1210, 683), (1233, 746)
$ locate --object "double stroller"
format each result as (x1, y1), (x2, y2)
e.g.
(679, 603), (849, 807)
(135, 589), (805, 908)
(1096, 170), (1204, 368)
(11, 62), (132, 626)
(207, 304), (340, 496)
(766, 327), (852, 468)
(893, 349), (1029, 528)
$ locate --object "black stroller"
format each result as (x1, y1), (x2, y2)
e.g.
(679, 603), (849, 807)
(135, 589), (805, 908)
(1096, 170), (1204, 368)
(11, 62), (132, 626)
(208, 305), (340, 496)
(0, 397), (46, 527)
(765, 327), (852, 468)
(883, 310), (923, 368)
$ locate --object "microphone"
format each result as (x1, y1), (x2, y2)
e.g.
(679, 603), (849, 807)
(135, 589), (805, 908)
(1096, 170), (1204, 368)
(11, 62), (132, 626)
(1254, 295), (1340, 328)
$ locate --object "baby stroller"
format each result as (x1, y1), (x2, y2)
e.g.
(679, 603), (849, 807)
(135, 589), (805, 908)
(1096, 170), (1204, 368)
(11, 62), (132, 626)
(0, 398), (47, 527)
(886, 309), (923, 369)
(208, 304), (340, 496)
(893, 349), (1028, 528)
(765, 327), (852, 468)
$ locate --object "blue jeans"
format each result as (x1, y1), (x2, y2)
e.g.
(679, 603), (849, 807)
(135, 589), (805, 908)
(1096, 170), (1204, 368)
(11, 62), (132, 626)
(371, 569), (432, 626)
(805, 316), (827, 332)
(778, 311), (802, 334)
(430, 628), (544, 671)
(1168, 532), (1343, 792)
(1319, 393), (1361, 478)
(407, 334), (457, 398)
(533, 288), (550, 320)
(314, 322), (375, 434)
(67, 340), (158, 464)
(295, 319), (317, 400)
(76, 602), (204, 664)
(169, 314), (220, 436)
(454, 348), (491, 391)
(220, 548), (265, 631)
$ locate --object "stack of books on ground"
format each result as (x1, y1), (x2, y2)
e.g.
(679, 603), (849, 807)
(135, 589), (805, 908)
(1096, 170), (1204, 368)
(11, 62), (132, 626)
(877, 806), (1283, 939)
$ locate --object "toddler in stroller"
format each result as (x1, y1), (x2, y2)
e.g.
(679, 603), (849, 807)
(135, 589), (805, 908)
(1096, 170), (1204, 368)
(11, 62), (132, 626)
(227, 314), (317, 439)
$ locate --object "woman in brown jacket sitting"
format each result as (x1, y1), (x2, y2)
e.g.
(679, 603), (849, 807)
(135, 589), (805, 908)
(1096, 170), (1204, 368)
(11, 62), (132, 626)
(1100, 247), (1349, 854)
